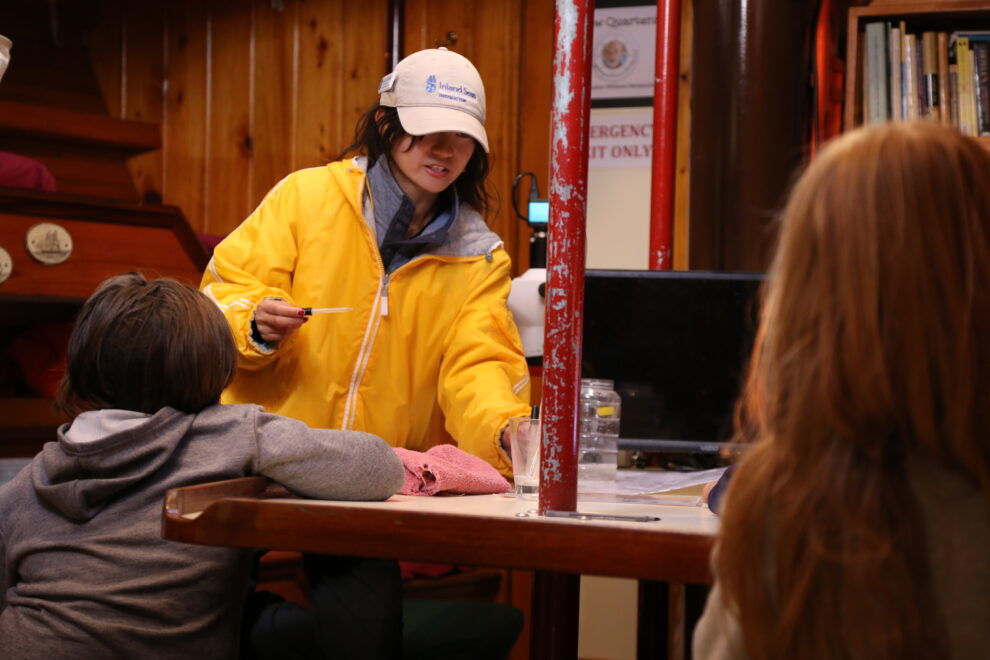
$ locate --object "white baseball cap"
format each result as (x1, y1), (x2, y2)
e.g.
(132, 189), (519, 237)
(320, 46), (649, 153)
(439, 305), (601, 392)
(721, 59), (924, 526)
(378, 47), (489, 153)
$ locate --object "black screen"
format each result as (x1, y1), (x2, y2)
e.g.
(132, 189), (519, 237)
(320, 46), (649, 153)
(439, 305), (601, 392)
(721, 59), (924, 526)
(581, 269), (763, 449)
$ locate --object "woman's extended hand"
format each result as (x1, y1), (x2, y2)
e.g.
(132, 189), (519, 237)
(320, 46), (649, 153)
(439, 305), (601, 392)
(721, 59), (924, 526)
(254, 297), (307, 342)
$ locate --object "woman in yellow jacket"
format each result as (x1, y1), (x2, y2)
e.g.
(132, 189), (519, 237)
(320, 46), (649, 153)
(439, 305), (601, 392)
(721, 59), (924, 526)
(202, 48), (529, 660)
(201, 47), (530, 476)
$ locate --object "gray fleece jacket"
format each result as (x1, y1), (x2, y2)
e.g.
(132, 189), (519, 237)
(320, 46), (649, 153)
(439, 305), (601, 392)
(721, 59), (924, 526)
(0, 404), (405, 659)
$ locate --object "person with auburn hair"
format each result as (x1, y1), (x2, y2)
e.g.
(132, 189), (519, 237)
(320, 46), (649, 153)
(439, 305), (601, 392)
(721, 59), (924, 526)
(693, 121), (990, 659)
(0, 273), (405, 659)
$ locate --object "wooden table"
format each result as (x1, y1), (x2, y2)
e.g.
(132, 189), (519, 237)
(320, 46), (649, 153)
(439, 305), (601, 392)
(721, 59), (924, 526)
(162, 477), (718, 658)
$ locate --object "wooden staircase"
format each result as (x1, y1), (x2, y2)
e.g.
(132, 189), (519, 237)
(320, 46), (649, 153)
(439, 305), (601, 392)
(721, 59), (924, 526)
(0, 99), (161, 201)
(0, 3), (206, 456)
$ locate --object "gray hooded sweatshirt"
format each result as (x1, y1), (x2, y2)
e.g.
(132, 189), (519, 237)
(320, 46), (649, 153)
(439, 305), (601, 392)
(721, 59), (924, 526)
(0, 404), (405, 659)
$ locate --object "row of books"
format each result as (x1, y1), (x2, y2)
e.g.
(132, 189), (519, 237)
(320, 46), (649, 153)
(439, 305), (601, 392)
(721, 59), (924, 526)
(862, 21), (990, 137)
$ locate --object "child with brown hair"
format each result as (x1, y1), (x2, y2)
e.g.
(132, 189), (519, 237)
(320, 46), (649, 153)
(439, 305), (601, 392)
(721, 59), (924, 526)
(0, 272), (404, 659)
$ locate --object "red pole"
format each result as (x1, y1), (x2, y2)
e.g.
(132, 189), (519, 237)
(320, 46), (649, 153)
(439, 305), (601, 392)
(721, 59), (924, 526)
(649, 0), (682, 270)
(539, 0), (594, 515)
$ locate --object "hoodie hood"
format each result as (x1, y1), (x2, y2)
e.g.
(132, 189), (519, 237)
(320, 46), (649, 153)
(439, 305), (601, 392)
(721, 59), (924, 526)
(32, 407), (194, 522)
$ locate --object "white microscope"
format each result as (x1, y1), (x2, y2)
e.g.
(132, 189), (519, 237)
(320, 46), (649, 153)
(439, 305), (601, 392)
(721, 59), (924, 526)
(506, 173), (548, 361)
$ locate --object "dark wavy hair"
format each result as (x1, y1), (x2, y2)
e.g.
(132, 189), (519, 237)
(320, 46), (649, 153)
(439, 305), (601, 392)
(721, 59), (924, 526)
(55, 272), (237, 416)
(335, 104), (492, 217)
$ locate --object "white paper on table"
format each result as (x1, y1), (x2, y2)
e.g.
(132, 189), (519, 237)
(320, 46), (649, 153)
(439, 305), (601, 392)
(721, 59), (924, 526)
(577, 466), (728, 507)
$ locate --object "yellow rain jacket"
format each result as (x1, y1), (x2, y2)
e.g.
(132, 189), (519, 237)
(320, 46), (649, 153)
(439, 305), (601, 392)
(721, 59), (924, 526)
(201, 158), (531, 474)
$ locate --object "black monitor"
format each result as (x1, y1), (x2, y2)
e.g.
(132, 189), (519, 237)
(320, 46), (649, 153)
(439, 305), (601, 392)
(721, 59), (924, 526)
(581, 269), (764, 464)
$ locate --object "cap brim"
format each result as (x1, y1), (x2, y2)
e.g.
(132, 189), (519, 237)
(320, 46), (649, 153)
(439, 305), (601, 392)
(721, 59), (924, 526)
(396, 105), (489, 153)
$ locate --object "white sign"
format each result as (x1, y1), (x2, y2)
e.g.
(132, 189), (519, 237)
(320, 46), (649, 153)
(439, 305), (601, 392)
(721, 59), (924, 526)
(589, 109), (653, 169)
(591, 4), (657, 103)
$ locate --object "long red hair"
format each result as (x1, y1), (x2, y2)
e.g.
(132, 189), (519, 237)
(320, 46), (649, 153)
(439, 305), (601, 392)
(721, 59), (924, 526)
(717, 121), (990, 658)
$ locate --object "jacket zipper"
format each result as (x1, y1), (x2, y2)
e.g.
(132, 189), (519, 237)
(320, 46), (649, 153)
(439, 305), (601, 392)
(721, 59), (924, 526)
(379, 275), (390, 316)
(342, 173), (386, 430)
(341, 166), (502, 428)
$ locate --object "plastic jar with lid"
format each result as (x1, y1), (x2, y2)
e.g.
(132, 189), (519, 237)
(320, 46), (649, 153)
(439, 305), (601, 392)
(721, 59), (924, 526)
(578, 378), (621, 485)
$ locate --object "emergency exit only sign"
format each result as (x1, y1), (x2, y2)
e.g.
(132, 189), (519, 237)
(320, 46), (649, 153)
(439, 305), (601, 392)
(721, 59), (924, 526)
(588, 108), (653, 169)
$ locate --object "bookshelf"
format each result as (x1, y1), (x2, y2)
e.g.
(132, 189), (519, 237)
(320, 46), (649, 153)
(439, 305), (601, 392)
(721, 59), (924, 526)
(845, 1), (990, 144)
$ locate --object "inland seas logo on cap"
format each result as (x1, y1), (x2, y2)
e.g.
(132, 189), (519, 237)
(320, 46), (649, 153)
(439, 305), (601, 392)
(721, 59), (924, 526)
(423, 74), (478, 108)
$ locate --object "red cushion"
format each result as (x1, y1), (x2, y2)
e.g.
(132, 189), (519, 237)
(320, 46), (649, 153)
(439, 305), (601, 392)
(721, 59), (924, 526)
(8, 323), (71, 398)
(0, 151), (56, 192)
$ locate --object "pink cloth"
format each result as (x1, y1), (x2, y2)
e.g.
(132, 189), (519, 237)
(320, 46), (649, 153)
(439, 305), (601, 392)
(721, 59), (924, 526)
(393, 445), (511, 496)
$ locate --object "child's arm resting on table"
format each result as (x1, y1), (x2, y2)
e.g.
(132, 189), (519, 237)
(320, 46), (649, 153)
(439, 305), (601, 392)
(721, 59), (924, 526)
(252, 410), (405, 501)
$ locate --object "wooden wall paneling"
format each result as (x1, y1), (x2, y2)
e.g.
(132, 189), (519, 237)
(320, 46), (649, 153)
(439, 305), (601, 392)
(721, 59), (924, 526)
(293, 0), (392, 166)
(163, 0), (209, 233)
(251, 0), (299, 209)
(673, 0), (693, 270)
(402, 0), (525, 273)
(401, 0), (428, 51)
(517, 0), (555, 273)
(206, 0), (254, 236)
(89, 0), (124, 118)
(403, 0), (475, 55)
(294, 0), (345, 169)
(122, 1), (166, 203)
(473, 0), (523, 272)
(335, 3), (392, 155)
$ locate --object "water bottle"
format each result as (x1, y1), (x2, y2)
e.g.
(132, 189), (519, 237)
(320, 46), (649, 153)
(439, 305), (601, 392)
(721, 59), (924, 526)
(579, 378), (621, 485)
